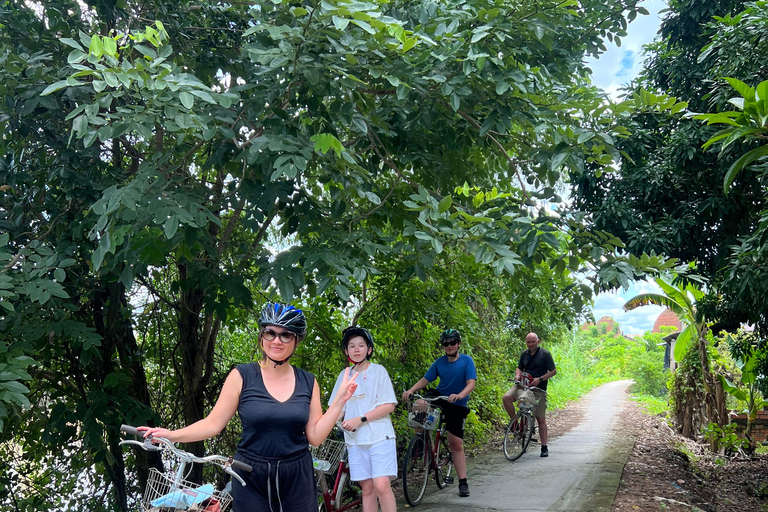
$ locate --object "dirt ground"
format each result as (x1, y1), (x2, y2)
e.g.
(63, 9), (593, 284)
(607, 398), (768, 512)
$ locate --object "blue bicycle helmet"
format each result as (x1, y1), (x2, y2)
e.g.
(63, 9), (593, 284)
(258, 303), (307, 366)
(258, 302), (308, 341)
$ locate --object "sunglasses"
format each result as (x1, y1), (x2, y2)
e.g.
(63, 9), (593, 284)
(262, 329), (297, 344)
(442, 340), (458, 347)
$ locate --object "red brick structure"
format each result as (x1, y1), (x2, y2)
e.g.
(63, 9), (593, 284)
(652, 309), (682, 333)
(732, 411), (768, 443)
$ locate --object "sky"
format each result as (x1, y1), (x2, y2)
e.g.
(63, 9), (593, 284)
(584, 0), (668, 335)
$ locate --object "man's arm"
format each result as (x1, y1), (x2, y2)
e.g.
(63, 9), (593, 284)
(402, 377), (430, 401)
(448, 379), (476, 403)
(532, 369), (556, 388)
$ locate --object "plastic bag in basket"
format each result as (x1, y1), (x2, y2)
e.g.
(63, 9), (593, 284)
(151, 483), (215, 508)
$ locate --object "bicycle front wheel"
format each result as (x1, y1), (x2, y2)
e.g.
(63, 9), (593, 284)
(503, 412), (531, 461)
(334, 470), (360, 511)
(403, 434), (430, 506)
(434, 431), (453, 489)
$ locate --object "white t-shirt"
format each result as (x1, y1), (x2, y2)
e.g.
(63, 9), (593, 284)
(329, 363), (397, 446)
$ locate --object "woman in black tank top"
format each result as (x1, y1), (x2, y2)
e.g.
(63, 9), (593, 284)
(138, 303), (358, 512)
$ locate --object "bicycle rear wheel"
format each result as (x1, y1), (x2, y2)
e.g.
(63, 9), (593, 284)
(334, 470), (360, 511)
(434, 431), (453, 489)
(503, 412), (531, 461)
(403, 434), (430, 506)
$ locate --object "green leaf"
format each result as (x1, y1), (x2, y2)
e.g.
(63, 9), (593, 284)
(41, 80), (71, 96)
(103, 37), (117, 57)
(437, 195), (452, 213)
(60, 38), (84, 51)
(90, 34), (104, 58)
(724, 77), (755, 102)
(164, 216), (179, 239)
(723, 145), (768, 193)
(673, 326), (692, 362)
(180, 92), (194, 109)
(335, 283), (350, 302)
(333, 16), (350, 31)
(352, 19), (374, 34)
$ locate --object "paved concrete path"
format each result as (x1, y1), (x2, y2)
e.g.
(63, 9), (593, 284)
(399, 380), (636, 511)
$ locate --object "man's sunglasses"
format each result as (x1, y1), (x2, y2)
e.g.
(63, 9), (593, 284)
(442, 340), (458, 347)
(262, 329), (297, 344)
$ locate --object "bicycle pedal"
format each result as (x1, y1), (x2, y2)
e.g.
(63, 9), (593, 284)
(444, 477), (454, 485)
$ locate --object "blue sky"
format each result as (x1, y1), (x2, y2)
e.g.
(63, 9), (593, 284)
(585, 0), (667, 335)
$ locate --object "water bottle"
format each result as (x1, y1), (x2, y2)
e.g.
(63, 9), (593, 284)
(425, 413), (436, 429)
(313, 458), (331, 472)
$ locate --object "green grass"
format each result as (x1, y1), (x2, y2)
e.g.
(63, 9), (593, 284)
(629, 393), (670, 416)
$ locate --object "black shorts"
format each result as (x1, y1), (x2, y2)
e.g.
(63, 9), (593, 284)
(232, 448), (316, 512)
(425, 389), (470, 439)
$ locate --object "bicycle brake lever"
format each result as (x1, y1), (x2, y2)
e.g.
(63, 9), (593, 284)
(118, 439), (160, 451)
(225, 465), (248, 487)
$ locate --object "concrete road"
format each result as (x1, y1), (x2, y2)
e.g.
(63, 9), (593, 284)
(399, 380), (635, 511)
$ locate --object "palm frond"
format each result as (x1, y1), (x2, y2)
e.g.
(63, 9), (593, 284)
(623, 293), (684, 315)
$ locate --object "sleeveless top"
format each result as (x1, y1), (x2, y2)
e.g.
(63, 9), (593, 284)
(235, 363), (315, 459)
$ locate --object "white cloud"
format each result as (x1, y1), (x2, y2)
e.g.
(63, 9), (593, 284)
(590, 280), (664, 336)
(583, 2), (668, 334)
(585, 0), (667, 98)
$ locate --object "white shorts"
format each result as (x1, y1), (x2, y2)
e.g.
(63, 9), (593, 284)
(347, 437), (397, 482)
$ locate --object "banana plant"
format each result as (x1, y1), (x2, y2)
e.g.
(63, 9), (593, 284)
(623, 274), (708, 363)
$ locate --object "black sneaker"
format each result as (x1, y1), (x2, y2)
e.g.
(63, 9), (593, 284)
(540, 446), (549, 457)
(458, 481), (470, 497)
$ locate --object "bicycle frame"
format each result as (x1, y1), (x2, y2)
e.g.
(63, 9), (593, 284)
(317, 446), (361, 511)
(402, 395), (454, 507)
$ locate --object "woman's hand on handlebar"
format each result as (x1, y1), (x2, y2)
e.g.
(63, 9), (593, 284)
(137, 426), (176, 441)
(402, 390), (413, 402)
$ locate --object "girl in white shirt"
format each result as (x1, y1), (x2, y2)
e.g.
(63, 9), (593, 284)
(329, 327), (397, 512)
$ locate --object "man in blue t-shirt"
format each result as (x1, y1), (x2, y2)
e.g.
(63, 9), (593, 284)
(402, 329), (477, 498)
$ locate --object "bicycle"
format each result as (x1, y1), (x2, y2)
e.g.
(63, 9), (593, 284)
(310, 430), (361, 512)
(503, 374), (546, 461)
(120, 424), (252, 511)
(401, 395), (454, 507)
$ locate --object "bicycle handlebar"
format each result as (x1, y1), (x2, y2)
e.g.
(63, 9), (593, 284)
(410, 394), (451, 402)
(119, 424), (253, 482)
(513, 381), (547, 394)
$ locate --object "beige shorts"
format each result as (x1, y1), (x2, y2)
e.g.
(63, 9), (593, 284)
(504, 385), (547, 418)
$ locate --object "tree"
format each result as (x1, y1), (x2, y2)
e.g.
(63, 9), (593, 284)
(624, 275), (726, 440)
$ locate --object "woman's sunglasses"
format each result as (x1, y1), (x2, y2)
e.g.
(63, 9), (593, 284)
(441, 340), (458, 347)
(262, 329), (297, 344)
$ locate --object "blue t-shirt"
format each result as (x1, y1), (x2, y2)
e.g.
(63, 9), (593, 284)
(423, 354), (477, 408)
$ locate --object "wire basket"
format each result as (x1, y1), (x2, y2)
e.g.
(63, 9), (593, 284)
(310, 438), (346, 476)
(142, 468), (233, 512)
(406, 399), (440, 430)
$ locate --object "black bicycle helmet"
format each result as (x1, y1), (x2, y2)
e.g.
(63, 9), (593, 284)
(341, 326), (374, 361)
(440, 328), (461, 344)
(258, 302), (307, 367)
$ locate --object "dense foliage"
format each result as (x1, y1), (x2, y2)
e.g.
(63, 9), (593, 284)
(0, 0), (682, 509)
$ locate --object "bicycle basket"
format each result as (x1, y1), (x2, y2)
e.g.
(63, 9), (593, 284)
(406, 399), (440, 430)
(143, 468), (232, 512)
(310, 438), (345, 475)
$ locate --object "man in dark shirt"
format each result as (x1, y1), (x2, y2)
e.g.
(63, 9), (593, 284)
(502, 332), (557, 457)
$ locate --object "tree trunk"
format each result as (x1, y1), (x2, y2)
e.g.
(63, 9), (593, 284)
(177, 263), (219, 484)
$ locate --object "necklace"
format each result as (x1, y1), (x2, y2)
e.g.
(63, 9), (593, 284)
(353, 361), (370, 381)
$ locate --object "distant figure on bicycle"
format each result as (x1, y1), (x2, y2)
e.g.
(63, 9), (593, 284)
(503, 332), (557, 457)
(402, 328), (476, 498)
(329, 326), (397, 512)
(139, 302), (358, 512)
